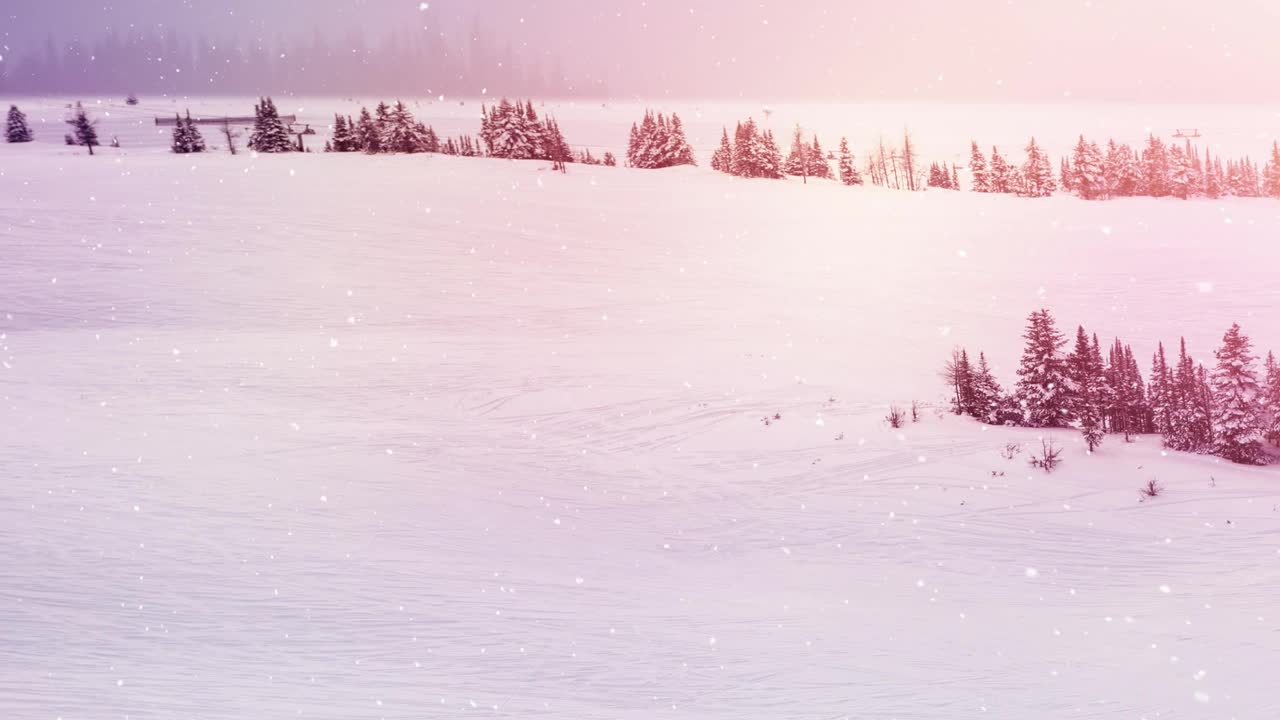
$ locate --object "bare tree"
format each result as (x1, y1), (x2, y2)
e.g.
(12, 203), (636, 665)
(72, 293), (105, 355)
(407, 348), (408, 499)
(220, 121), (241, 156)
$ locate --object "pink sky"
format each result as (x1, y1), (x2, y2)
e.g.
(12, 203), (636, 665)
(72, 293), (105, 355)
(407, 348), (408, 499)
(5, 0), (1280, 101)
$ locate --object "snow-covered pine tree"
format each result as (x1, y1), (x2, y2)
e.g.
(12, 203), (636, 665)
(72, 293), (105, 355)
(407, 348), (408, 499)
(66, 102), (100, 155)
(183, 111), (205, 152)
(1059, 156), (1074, 194)
(710, 128), (733, 173)
(6, 105), (33, 143)
(419, 124), (440, 153)
(988, 146), (1013, 194)
(354, 108), (379, 153)
(785, 125), (809, 181)
(1070, 136), (1105, 199)
(248, 97), (294, 153)
(1166, 338), (1212, 451)
(603, 152), (617, 167)
(1021, 137), (1056, 197)
(524, 101), (547, 160)
(381, 101), (423, 154)
(1015, 309), (1071, 428)
(331, 114), (357, 152)
(1068, 326), (1105, 451)
(659, 113), (696, 168)
(968, 141), (989, 192)
(731, 121), (758, 177)
(950, 164), (960, 190)
(1149, 342), (1174, 437)
(759, 129), (784, 179)
(1209, 323), (1267, 464)
(1141, 134), (1169, 197)
(1259, 351), (1280, 445)
(546, 117), (573, 167)
(1263, 142), (1280, 199)
(626, 122), (641, 167)
(971, 352), (1005, 424)
(806, 136), (830, 179)
(1263, 351), (1280, 446)
(1167, 143), (1194, 199)
(170, 113), (190, 153)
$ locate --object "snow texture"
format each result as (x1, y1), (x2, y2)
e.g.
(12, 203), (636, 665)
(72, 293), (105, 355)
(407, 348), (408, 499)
(2, 97), (1280, 720)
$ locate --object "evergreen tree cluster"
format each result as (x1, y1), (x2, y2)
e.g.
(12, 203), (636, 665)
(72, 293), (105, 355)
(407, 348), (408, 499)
(968, 139), (1057, 196)
(170, 110), (206, 154)
(947, 310), (1280, 465)
(479, 98), (572, 165)
(327, 101), (441, 154)
(6, 105), (33, 143)
(709, 118), (784, 179)
(783, 126), (832, 180)
(968, 133), (1279, 200)
(926, 162), (961, 190)
(626, 111), (696, 169)
(247, 96), (295, 153)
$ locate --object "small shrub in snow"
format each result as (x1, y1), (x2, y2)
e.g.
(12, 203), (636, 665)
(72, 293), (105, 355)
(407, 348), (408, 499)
(886, 405), (906, 429)
(1028, 439), (1063, 473)
(1139, 478), (1163, 499)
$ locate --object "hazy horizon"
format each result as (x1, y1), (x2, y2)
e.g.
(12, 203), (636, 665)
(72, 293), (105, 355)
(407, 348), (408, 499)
(4, 0), (1280, 101)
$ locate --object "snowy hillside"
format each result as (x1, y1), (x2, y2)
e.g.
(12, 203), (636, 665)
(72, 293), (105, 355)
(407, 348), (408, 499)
(3, 123), (1280, 719)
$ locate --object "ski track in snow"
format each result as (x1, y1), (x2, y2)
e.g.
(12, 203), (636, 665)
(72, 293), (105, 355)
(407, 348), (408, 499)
(3, 101), (1280, 719)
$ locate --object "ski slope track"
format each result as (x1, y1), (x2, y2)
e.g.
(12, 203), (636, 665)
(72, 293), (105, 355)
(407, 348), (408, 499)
(2, 99), (1280, 720)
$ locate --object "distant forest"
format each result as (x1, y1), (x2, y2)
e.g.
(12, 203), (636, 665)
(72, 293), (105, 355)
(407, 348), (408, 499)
(0, 25), (597, 97)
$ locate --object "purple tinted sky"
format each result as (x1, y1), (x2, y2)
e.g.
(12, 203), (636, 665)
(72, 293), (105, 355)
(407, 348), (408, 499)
(4, 0), (1279, 101)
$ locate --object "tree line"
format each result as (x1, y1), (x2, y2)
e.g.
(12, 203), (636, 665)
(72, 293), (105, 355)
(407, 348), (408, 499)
(970, 135), (1280, 200)
(946, 309), (1280, 465)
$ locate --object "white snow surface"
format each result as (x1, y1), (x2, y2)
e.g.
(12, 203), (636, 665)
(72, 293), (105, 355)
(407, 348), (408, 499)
(3, 99), (1280, 719)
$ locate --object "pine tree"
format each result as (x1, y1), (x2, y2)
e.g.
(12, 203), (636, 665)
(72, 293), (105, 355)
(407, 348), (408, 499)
(1070, 136), (1105, 199)
(381, 101), (423, 154)
(331, 114), (356, 152)
(1149, 342), (1173, 436)
(836, 137), (860, 185)
(248, 97), (294, 153)
(807, 136), (831, 179)
(988, 146), (1016, 194)
(1168, 143), (1194, 199)
(1015, 309), (1071, 428)
(355, 108), (379, 153)
(65, 102), (100, 155)
(971, 352), (1005, 424)
(170, 113), (190, 153)
(663, 113), (696, 167)
(968, 141), (989, 192)
(1263, 351), (1280, 446)
(759, 129), (784, 179)
(950, 164), (960, 191)
(785, 125), (810, 181)
(179, 110), (205, 153)
(711, 127), (733, 173)
(1068, 326), (1105, 452)
(1263, 141), (1280, 199)
(1141, 134), (1169, 197)
(1209, 324), (1267, 464)
(6, 105), (33, 143)
(1021, 137), (1056, 197)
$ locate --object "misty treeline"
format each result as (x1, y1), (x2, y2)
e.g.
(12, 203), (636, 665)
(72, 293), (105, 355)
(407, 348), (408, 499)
(971, 136), (1280, 200)
(946, 309), (1280, 465)
(706, 120), (962, 191)
(0, 25), (591, 97)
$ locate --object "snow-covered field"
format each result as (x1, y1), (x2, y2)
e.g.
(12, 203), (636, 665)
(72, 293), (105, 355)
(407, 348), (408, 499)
(3, 99), (1280, 719)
